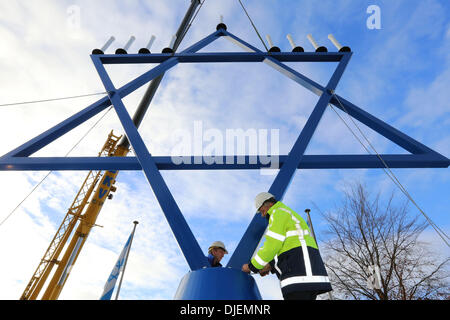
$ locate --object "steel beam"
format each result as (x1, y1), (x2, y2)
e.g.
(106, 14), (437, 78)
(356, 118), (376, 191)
(98, 52), (346, 64)
(1, 154), (448, 171)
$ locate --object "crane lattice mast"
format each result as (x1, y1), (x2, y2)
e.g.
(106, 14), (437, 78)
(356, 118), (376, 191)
(21, 131), (122, 300)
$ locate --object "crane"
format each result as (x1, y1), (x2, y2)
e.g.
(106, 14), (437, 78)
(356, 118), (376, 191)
(20, 0), (202, 299)
(20, 131), (124, 300)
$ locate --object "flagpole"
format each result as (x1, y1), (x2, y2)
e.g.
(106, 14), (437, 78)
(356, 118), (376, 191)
(305, 209), (333, 300)
(114, 221), (139, 300)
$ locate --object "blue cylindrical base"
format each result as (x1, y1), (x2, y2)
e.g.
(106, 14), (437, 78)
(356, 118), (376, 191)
(174, 268), (262, 300)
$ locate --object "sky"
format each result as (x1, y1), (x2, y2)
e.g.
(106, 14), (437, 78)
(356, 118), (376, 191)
(0, 0), (449, 300)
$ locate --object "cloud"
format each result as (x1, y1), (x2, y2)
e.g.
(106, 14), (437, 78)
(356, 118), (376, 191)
(401, 65), (450, 131)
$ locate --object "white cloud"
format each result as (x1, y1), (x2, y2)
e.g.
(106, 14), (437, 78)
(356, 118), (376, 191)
(401, 65), (450, 130)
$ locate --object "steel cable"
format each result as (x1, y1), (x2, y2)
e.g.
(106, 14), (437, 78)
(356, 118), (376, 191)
(328, 93), (449, 247)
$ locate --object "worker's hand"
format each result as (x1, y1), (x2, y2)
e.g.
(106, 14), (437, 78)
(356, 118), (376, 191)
(241, 264), (251, 273)
(259, 264), (271, 277)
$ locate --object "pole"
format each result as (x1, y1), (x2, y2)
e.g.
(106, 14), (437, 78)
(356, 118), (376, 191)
(305, 209), (333, 300)
(304, 209), (317, 243)
(114, 221), (139, 300)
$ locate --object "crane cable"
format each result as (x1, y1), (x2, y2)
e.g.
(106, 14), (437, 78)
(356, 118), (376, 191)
(237, 0), (269, 52)
(328, 92), (449, 247)
(0, 104), (114, 227)
(179, 0), (207, 43)
(0, 91), (107, 107)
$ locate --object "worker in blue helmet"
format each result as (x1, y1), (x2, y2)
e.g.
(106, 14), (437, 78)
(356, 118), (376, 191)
(242, 192), (332, 300)
(206, 241), (228, 267)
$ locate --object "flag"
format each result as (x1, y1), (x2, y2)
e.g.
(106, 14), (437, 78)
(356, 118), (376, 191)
(99, 232), (133, 300)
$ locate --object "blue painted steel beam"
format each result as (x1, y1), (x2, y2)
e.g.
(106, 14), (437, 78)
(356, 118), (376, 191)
(98, 52), (346, 64)
(227, 52), (352, 269)
(117, 57), (180, 99)
(0, 154), (448, 171)
(222, 30), (265, 52)
(92, 54), (209, 271)
(182, 29), (225, 53)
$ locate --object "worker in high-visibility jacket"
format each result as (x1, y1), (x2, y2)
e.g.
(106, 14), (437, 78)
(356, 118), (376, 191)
(242, 192), (332, 300)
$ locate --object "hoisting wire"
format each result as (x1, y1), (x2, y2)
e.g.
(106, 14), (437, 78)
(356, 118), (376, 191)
(237, 0), (270, 52)
(179, 0), (207, 43)
(328, 92), (450, 247)
(0, 91), (107, 107)
(0, 105), (114, 228)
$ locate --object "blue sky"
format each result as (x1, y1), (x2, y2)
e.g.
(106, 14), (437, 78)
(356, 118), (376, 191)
(0, 0), (448, 300)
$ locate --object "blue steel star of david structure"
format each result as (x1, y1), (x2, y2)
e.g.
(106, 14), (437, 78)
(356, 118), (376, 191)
(1, 27), (449, 299)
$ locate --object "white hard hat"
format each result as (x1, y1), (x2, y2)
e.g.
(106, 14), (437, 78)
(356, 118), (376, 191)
(208, 241), (228, 254)
(255, 192), (275, 211)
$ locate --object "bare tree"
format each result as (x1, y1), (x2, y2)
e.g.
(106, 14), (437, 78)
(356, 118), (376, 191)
(318, 182), (449, 300)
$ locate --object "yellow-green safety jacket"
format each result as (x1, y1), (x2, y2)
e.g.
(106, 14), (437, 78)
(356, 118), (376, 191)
(249, 201), (332, 295)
